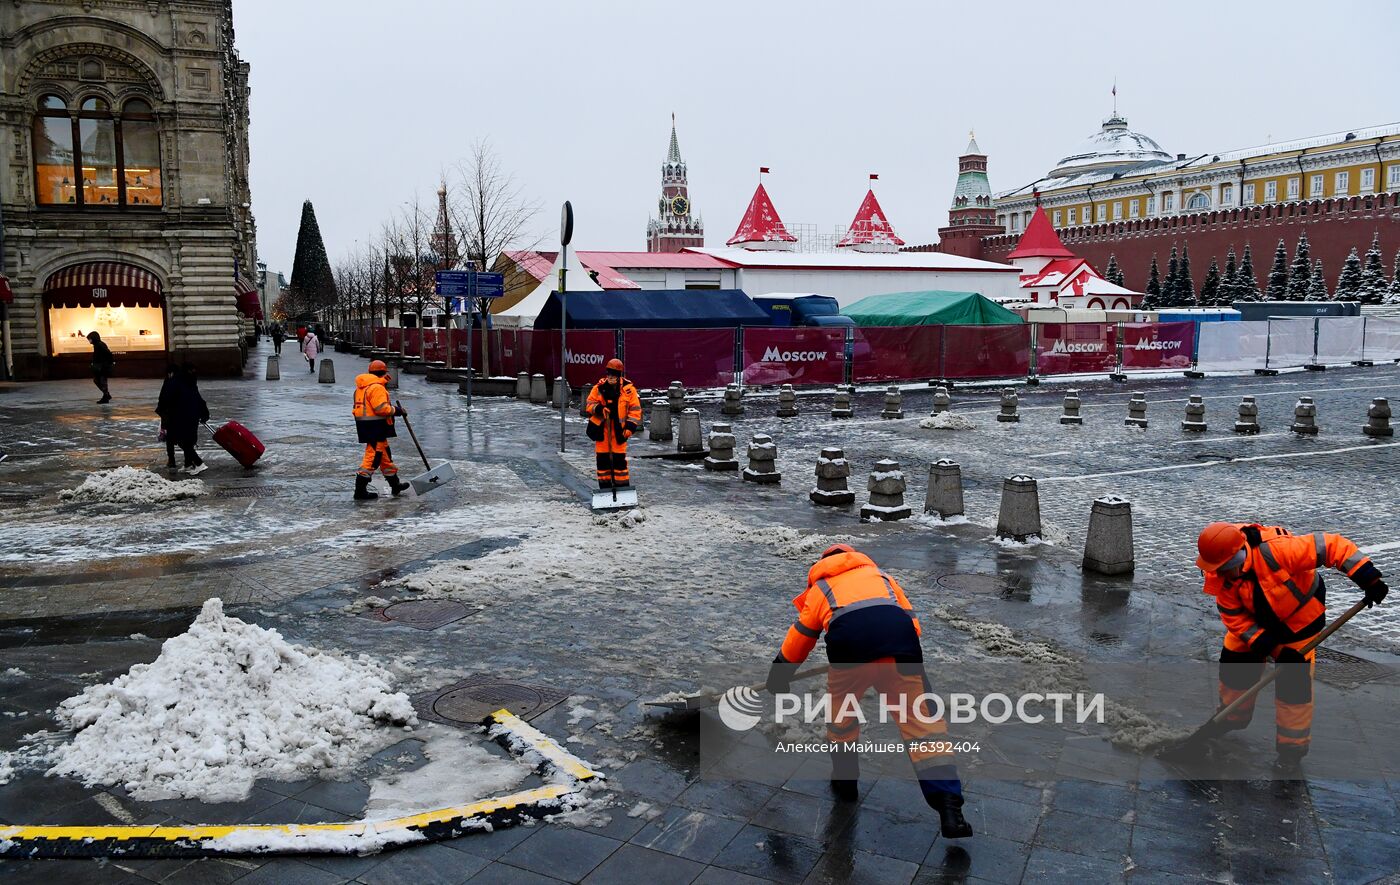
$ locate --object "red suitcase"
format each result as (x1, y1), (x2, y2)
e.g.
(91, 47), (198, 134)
(211, 420), (265, 468)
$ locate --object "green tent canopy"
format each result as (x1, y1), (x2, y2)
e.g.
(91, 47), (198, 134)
(841, 290), (1024, 327)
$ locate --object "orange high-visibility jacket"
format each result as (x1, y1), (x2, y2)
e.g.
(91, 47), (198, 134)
(1205, 523), (1372, 648)
(780, 550), (922, 664)
(353, 374), (395, 425)
(586, 378), (642, 448)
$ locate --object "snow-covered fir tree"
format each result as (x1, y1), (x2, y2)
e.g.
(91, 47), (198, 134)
(1145, 255), (1161, 298)
(1335, 247), (1364, 300)
(1220, 247), (1240, 306)
(1358, 232), (1387, 305)
(1388, 251), (1400, 304)
(1238, 244), (1262, 301)
(1164, 246), (1180, 305)
(1199, 258), (1221, 306)
(1104, 254), (1124, 287)
(1175, 244), (1196, 306)
(1286, 232), (1311, 299)
(1307, 258), (1329, 301)
(1265, 238), (1289, 300)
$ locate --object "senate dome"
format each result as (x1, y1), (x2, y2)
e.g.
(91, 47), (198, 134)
(1048, 115), (1172, 178)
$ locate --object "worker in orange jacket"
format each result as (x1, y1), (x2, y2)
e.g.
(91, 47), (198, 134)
(584, 359), (642, 489)
(352, 360), (408, 501)
(767, 544), (972, 839)
(1196, 521), (1387, 768)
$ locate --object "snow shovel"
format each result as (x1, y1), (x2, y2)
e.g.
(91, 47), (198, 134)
(645, 665), (832, 712)
(1156, 597), (1368, 759)
(591, 406), (638, 512)
(396, 402), (456, 495)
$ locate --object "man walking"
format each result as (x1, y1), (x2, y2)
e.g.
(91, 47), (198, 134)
(1196, 521), (1387, 768)
(87, 331), (115, 404)
(271, 323), (285, 355)
(584, 359), (642, 489)
(352, 359), (408, 500)
(767, 544), (973, 838)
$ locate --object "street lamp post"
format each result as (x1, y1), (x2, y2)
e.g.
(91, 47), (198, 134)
(558, 201), (573, 453)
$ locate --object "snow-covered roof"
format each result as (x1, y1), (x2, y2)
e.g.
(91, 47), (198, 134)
(688, 247), (1019, 273)
(1005, 208), (1077, 260)
(1020, 259), (1141, 298)
(1173, 121), (1400, 169)
(836, 189), (905, 249)
(1050, 115), (1172, 178)
(727, 183), (797, 247)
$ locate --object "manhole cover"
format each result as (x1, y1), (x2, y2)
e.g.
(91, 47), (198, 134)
(215, 486), (280, 498)
(412, 677), (568, 727)
(365, 599), (474, 631)
(1315, 647), (1395, 687)
(936, 573), (1013, 595)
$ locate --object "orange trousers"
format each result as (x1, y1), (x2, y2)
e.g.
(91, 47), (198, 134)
(1219, 632), (1315, 751)
(826, 659), (955, 777)
(358, 442), (398, 477)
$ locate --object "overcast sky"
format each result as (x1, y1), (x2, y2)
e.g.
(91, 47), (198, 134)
(234, 0), (1400, 276)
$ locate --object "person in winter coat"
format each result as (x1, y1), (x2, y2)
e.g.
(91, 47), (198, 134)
(352, 359), (408, 500)
(302, 328), (320, 373)
(87, 331), (115, 403)
(584, 359), (642, 489)
(156, 363), (210, 474)
(271, 323), (285, 355)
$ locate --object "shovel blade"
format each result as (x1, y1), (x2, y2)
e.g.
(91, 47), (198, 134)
(410, 462), (456, 495)
(591, 486), (638, 511)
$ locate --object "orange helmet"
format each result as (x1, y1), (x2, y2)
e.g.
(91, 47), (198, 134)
(820, 543), (855, 559)
(1196, 522), (1246, 572)
(368, 359), (388, 374)
(605, 358), (624, 373)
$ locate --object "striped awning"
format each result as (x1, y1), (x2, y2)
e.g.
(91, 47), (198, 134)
(235, 274), (262, 319)
(43, 261), (163, 309)
(0, 275), (11, 305)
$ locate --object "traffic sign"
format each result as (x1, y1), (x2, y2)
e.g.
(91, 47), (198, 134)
(436, 270), (473, 286)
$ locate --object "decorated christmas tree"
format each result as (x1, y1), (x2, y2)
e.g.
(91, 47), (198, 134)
(1286, 232), (1311, 299)
(1265, 238), (1289, 300)
(287, 200), (338, 316)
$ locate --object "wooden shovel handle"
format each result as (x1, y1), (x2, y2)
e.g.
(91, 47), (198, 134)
(395, 401), (431, 471)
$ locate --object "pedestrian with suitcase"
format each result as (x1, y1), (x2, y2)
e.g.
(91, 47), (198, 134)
(302, 328), (320, 373)
(156, 363), (209, 475)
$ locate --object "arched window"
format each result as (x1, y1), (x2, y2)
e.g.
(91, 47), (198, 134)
(31, 93), (161, 208)
(1186, 192), (1210, 211)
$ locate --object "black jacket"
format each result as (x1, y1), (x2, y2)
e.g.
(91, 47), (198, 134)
(157, 374), (210, 445)
(90, 340), (115, 371)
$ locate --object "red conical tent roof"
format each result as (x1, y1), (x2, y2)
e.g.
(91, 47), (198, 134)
(837, 189), (905, 248)
(1006, 206), (1076, 259)
(727, 183), (797, 246)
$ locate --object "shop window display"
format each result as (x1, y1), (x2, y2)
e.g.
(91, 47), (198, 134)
(32, 93), (162, 208)
(48, 303), (165, 355)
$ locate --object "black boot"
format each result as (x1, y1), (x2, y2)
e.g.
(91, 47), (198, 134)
(1274, 744), (1308, 774)
(829, 746), (859, 803)
(387, 475), (410, 497)
(926, 790), (973, 839)
(354, 475), (379, 501)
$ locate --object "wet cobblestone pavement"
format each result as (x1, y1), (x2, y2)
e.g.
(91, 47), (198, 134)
(3, 342), (1400, 883)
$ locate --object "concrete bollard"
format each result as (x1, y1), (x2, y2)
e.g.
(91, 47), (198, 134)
(386, 368), (399, 390)
(704, 422), (739, 471)
(1082, 495), (1134, 575)
(925, 459), (965, 518)
(1182, 395), (1206, 432)
(1060, 390), (1082, 425)
(318, 359), (335, 384)
(810, 446), (854, 505)
(1233, 396), (1260, 434)
(997, 388), (1019, 423)
(721, 384), (745, 416)
(527, 373), (547, 404)
(861, 458), (912, 521)
(1364, 397), (1394, 437)
(932, 385), (952, 414)
(1290, 396), (1319, 435)
(266, 355), (280, 380)
(880, 387), (904, 420)
(1125, 392), (1148, 428)
(579, 384), (594, 417)
(551, 377), (569, 409)
(668, 381), (687, 413)
(832, 390), (853, 419)
(742, 433), (781, 484)
(515, 371), (531, 399)
(649, 399), (672, 442)
(676, 408), (704, 453)
(777, 384), (798, 418)
(996, 474), (1042, 542)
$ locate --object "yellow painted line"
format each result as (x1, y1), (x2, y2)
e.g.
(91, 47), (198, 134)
(0, 825), (160, 841)
(372, 784), (575, 831)
(149, 822), (367, 840)
(488, 708), (603, 783)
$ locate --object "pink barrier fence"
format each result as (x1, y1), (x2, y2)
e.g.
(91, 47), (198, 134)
(943, 324), (1032, 379)
(853, 326), (944, 383)
(742, 328), (846, 386)
(1118, 321), (1195, 371)
(1034, 323), (1117, 376)
(623, 328), (736, 389)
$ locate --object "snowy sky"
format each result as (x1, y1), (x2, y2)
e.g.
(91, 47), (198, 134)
(234, 0), (1400, 275)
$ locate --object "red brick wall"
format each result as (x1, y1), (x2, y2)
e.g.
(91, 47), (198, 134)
(979, 194), (1400, 292)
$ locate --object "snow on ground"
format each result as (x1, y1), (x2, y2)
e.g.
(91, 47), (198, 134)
(918, 413), (977, 431)
(58, 466), (208, 505)
(46, 598), (416, 802)
(201, 826), (428, 856)
(0, 751), (12, 786)
(362, 725), (527, 821)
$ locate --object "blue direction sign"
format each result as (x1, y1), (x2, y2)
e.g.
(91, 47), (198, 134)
(473, 272), (505, 299)
(435, 270), (473, 296)
(435, 270), (505, 298)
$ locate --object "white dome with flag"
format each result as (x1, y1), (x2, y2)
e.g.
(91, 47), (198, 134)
(1049, 115), (1171, 178)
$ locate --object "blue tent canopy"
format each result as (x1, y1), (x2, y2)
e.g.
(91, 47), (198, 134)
(533, 290), (771, 329)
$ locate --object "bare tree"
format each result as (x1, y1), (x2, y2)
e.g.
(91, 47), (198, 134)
(448, 139), (542, 272)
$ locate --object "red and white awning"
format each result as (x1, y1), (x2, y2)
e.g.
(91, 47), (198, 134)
(43, 261), (163, 308)
(235, 274), (262, 319)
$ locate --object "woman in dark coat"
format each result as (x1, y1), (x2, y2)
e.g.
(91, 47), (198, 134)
(156, 364), (210, 474)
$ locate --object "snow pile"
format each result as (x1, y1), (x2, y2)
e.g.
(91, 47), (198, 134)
(919, 413), (977, 431)
(48, 598), (416, 801)
(59, 466), (207, 505)
(0, 751), (12, 786)
(202, 826), (427, 856)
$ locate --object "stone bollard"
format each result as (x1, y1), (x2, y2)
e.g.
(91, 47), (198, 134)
(881, 387), (904, 420)
(649, 399), (673, 442)
(861, 458), (912, 521)
(925, 459), (965, 518)
(704, 422), (739, 471)
(995, 474), (1042, 542)
(1182, 395), (1206, 432)
(742, 433), (781, 484)
(1082, 495), (1134, 575)
(997, 388), (1019, 423)
(1060, 390), (1082, 425)
(777, 384), (799, 418)
(676, 408), (704, 453)
(527, 373), (547, 404)
(810, 446), (854, 505)
(515, 371), (530, 399)
(721, 384), (745, 416)
(1125, 392), (1148, 428)
(579, 384), (594, 417)
(1233, 396), (1260, 434)
(318, 359), (335, 384)
(932, 385), (952, 414)
(1364, 397), (1394, 437)
(832, 390), (853, 419)
(1290, 396), (1319, 435)
(266, 355), (280, 380)
(386, 368), (399, 390)
(551, 377), (569, 409)
(668, 381), (687, 413)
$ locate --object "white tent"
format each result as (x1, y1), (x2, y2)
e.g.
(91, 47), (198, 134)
(493, 246), (602, 328)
